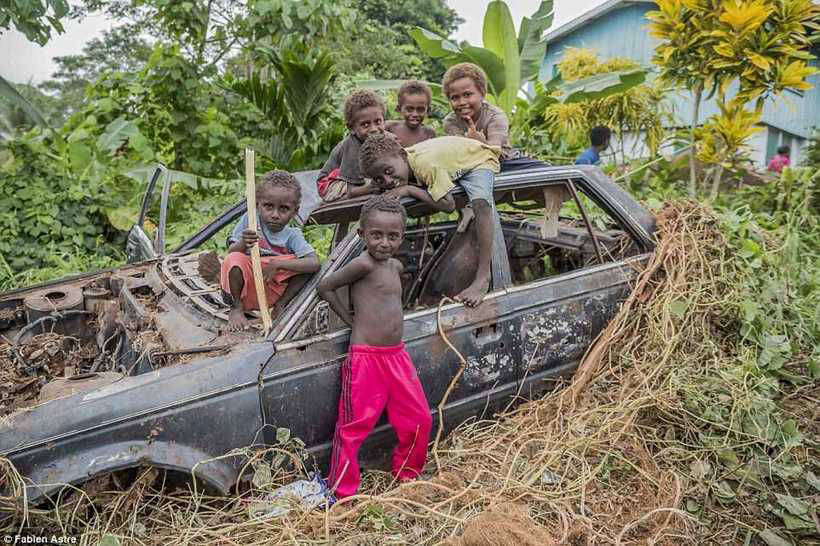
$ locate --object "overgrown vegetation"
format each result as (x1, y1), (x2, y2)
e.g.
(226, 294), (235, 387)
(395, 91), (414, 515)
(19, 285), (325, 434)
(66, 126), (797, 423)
(647, 0), (819, 197)
(541, 48), (669, 162)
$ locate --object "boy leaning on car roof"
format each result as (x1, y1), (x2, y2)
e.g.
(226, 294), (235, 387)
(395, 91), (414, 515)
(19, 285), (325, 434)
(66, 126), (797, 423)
(360, 131), (501, 307)
(318, 194), (432, 498)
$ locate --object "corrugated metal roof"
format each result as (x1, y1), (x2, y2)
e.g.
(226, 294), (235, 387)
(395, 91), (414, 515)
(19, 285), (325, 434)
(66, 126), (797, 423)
(545, 0), (655, 44)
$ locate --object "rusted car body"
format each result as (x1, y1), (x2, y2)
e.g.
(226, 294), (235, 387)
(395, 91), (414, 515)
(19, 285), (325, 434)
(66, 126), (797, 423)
(0, 165), (655, 504)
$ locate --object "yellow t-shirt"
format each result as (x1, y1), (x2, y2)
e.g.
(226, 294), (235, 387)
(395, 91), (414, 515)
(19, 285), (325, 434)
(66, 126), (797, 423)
(406, 136), (502, 201)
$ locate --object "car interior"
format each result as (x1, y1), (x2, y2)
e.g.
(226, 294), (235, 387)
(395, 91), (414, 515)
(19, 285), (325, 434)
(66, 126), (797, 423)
(289, 180), (641, 340)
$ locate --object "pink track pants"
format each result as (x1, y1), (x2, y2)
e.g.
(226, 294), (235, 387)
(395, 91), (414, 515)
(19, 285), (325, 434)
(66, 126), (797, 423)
(328, 343), (432, 498)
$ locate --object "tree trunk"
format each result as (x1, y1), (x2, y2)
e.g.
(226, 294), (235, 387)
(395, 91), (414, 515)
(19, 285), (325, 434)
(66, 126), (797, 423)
(689, 83), (703, 198)
(709, 164), (724, 201)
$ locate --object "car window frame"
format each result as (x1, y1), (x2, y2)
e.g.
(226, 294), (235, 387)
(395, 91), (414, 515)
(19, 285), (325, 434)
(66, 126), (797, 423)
(274, 210), (515, 345)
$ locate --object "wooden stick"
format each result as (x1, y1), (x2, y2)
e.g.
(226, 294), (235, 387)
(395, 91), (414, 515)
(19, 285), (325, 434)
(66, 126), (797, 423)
(244, 149), (272, 335)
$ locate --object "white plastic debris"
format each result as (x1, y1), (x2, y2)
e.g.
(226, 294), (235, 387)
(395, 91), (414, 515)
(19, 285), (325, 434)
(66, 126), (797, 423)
(248, 472), (336, 520)
(540, 469), (561, 486)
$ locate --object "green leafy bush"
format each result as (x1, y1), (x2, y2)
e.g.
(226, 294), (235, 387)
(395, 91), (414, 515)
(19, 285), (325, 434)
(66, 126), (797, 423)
(0, 132), (121, 283)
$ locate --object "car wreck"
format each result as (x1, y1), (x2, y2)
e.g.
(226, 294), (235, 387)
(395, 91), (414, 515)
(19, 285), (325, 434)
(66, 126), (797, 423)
(0, 164), (656, 505)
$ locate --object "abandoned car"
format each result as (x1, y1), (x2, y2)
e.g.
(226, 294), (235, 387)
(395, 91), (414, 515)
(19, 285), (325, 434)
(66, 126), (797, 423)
(0, 164), (656, 504)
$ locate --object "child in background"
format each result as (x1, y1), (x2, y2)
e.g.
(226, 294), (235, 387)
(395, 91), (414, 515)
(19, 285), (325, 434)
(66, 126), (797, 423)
(768, 145), (791, 174)
(360, 132), (501, 307)
(442, 63), (513, 160)
(220, 171), (320, 330)
(318, 194), (432, 498)
(575, 126), (611, 165)
(317, 89), (386, 202)
(386, 80), (436, 147)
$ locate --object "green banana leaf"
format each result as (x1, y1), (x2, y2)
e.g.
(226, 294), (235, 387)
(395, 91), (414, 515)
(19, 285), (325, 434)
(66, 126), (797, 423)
(559, 69), (648, 103)
(0, 74), (48, 128)
(407, 27), (461, 59)
(483, 1), (520, 114)
(409, 1), (554, 115)
(409, 28), (506, 98)
(518, 1), (554, 82)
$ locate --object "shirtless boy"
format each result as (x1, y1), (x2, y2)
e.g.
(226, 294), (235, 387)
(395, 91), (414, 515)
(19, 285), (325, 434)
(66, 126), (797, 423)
(386, 80), (436, 147)
(318, 195), (432, 498)
(359, 132), (501, 306)
(316, 89), (386, 202)
(218, 171), (320, 330)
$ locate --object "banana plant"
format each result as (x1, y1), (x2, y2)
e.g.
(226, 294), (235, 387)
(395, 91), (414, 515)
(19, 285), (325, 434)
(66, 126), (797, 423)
(410, 0), (554, 115)
(0, 74), (48, 131)
(409, 0), (647, 116)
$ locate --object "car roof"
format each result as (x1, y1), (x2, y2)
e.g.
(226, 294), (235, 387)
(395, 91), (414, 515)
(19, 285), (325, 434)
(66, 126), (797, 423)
(177, 164), (656, 255)
(303, 165), (656, 247)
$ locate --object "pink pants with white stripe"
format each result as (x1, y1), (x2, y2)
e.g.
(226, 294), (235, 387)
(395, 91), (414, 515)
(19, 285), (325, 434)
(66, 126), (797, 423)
(328, 343), (432, 498)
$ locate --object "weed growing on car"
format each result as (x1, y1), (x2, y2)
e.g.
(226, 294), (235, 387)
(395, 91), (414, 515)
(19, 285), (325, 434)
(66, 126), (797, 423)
(1, 172), (817, 544)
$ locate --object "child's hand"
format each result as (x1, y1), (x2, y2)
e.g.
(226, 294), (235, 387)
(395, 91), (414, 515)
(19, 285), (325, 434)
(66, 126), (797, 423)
(465, 118), (487, 143)
(241, 229), (259, 249)
(262, 259), (280, 282)
(386, 186), (409, 199)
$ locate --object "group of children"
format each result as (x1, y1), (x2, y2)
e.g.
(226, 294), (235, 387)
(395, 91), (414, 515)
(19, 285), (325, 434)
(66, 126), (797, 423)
(213, 62), (517, 499)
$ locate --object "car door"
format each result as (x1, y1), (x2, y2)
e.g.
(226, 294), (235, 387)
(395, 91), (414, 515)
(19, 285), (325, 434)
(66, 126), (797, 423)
(401, 209), (522, 430)
(501, 179), (650, 399)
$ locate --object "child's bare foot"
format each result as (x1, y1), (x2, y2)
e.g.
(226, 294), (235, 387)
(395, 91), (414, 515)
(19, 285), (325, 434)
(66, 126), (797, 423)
(227, 307), (250, 331)
(455, 277), (489, 307)
(198, 251), (221, 285)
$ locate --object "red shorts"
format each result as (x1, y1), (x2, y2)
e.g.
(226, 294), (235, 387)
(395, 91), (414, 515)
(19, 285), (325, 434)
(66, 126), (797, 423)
(219, 252), (298, 311)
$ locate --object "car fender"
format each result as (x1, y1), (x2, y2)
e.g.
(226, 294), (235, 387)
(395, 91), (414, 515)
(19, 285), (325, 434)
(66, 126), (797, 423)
(22, 439), (239, 503)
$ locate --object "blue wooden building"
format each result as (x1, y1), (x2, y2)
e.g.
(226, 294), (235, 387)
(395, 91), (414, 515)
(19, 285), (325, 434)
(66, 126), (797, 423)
(540, 0), (820, 167)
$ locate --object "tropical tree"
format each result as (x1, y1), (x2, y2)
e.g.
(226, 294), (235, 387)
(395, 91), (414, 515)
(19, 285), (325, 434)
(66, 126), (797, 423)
(0, 0), (69, 44)
(647, 0), (819, 196)
(696, 101), (763, 200)
(39, 26), (153, 121)
(226, 45), (339, 169)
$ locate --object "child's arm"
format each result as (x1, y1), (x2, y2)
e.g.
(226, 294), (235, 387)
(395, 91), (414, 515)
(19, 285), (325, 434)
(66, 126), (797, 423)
(388, 185), (455, 212)
(317, 258), (372, 328)
(465, 118), (488, 144)
(484, 110), (509, 148)
(318, 141), (344, 181)
(346, 183), (375, 199)
(442, 115), (462, 136)
(262, 254), (320, 281)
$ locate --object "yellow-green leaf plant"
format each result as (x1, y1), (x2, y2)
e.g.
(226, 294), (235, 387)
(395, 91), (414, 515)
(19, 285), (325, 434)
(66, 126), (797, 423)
(647, 0), (819, 197)
(543, 48), (670, 164)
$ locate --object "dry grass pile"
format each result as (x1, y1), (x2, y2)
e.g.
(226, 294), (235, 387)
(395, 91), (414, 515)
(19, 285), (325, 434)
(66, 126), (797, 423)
(2, 201), (817, 545)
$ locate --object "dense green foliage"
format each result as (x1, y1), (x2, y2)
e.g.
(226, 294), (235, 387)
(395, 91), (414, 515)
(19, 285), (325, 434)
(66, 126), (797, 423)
(0, 0), (69, 45)
(410, 0), (554, 114)
(0, 0), (466, 286)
